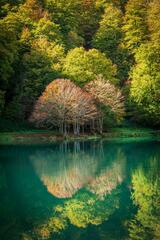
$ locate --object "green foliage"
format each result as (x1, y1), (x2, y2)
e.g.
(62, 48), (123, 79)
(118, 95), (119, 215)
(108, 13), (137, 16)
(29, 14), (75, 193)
(22, 37), (64, 93)
(130, 43), (160, 126)
(93, 3), (131, 82)
(0, 1), (23, 18)
(78, 0), (103, 48)
(0, 0), (160, 127)
(7, 38), (65, 119)
(93, 3), (123, 53)
(45, 0), (83, 48)
(63, 47), (117, 85)
(66, 30), (84, 49)
(17, 0), (44, 22)
(34, 190), (120, 238)
(45, 0), (103, 48)
(0, 118), (33, 132)
(0, 0), (24, 6)
(63, 191), (119, 228)
(0, 91), (5, 115)
(122, 0), (149, 53)
(147, 0), (160, 43)
(0, 19), (19, 89)
(32, 16), (64, 44)
(128, 166), (160, 240)
(46, 0), (80, 32)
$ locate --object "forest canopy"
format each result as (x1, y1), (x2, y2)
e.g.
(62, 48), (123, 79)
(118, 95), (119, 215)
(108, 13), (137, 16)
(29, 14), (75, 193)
(0, 0), (160, 133)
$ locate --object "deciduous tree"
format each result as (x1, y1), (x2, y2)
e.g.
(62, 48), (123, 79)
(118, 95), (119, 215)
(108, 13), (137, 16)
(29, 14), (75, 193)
(85, 76), (125, 125)
(122, 0), (149, 53)
(7, 38), (65, 119)
(63, 47), (117, 85)
(92, 3), (131, 82)
(130, 43), (160, 126)
(147, 0), (160, 44)
(30, 79), (99, 135)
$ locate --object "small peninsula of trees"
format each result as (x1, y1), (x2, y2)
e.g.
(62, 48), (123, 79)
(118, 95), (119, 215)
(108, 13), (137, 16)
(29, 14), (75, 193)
(0, 0), (160, 133)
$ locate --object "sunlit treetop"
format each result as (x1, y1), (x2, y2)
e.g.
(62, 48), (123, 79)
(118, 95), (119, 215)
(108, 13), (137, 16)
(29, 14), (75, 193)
(63, 47), (118, 85)
(147, 0), (160, 43)
(122, 0), (149, 53)
(130, 42), (160, 125)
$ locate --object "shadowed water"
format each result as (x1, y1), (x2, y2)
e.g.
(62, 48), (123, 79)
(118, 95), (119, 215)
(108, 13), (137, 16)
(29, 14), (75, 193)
(0, 139), (160, 240)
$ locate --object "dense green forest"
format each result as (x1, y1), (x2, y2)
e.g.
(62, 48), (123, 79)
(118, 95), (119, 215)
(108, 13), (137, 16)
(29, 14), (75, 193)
(0, 0), (160, 134)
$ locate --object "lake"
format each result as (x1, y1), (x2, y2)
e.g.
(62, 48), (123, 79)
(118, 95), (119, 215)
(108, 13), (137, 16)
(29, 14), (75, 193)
(0, 139), (160, 240)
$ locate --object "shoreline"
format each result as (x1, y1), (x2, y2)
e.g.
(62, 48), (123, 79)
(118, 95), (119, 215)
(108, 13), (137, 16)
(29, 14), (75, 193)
(0, 128), (160, 145)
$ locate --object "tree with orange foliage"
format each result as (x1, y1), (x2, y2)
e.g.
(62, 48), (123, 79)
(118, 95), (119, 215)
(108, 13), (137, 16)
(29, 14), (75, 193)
(30, 79), (99, 135)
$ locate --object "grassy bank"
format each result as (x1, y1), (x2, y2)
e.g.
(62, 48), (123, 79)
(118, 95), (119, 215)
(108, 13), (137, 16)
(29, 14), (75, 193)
(0, 127), (160, 145)
(0, 118), (160, 145)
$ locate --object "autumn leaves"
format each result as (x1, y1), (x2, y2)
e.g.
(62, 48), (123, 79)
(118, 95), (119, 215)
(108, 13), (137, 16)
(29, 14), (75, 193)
(30, 77), (124, 135)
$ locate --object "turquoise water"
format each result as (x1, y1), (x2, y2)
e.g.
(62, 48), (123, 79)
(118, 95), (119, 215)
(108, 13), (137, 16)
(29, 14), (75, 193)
(0, 139), (160, 240)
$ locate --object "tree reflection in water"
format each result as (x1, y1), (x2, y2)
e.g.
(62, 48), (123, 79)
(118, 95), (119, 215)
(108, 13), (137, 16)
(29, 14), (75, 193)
(30, 140), (126, 239)
(87, 149), (125, 199)
(31, 141), (99, 198)
(1, 140), (159, 240)
(128, 156), (160, 240)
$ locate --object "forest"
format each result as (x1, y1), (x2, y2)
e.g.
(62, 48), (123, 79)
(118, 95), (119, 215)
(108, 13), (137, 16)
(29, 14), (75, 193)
(0, 0), (160, 135)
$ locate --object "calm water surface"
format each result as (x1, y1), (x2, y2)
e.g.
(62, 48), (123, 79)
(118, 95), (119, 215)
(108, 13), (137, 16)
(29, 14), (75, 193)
(0, 139), (160, 240)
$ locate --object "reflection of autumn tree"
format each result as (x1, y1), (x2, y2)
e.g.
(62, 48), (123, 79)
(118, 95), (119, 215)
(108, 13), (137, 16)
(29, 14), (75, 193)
(88, 152), (124, 198)
(87, 149), (125, 198)
(30, 142), (99, 198)
(30, 142), (126, 239)
(31, 142), (125, 199)
(128, 158), (160, 240)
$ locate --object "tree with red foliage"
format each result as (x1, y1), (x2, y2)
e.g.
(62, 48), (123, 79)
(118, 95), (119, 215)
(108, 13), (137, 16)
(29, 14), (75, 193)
(30, 79), (99, 135)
